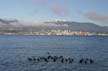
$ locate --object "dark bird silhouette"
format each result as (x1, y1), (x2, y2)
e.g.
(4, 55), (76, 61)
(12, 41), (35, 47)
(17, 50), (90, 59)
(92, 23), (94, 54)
(43, 57), (48, 62)
(79, 58), (84, 63)
(39, 57), (48, 62)
(37, 58), (40, 62)
(27, 58), (32, 62)
(65, 58), (68, 63)
(47, 56), (53, 59)
(53, 58), (57, 62)
(89, 59), (94, 64)
(32, 57), (36, 61)
(84, 60), (87, 64)
(59, 56), (63, 59)
(68, 58), (74, 63)
(61, 58), (64, 63)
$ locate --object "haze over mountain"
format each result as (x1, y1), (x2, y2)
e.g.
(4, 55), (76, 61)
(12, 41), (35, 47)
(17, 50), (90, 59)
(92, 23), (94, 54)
(0, 18), (108, 32)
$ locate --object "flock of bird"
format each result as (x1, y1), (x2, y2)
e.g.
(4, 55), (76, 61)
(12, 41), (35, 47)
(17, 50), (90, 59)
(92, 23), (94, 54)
(27, 55), (94, 64)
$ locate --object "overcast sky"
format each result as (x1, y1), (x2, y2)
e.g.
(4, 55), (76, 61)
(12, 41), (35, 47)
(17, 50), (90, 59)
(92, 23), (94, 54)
(0, 0), (108, 26)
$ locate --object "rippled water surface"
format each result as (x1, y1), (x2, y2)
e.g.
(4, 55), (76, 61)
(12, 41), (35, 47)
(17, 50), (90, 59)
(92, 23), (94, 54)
(0, 35), (108, 71)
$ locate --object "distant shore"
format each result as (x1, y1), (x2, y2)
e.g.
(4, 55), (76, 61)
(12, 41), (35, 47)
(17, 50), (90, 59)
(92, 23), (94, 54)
(0, 30), (108, 36)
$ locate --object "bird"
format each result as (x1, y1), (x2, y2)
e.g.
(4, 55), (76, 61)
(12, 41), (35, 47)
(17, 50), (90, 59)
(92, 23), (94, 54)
(39, 57), (48, 62)
(68, 58), (74, 63)
(84, 60), (87, 64)
(61, 58), (64, 63)
(53, 58), (57, 62)
(89, 59), (94, 64)
(79, 58), (84, 63)
(43, 57), (48, 62)
(27, 57), (33, 62)
(32, 57), (36, 62)
(37, 58), (40, 62)
(47, 56), (53, 59)
(59, 56), (63, 59)
(65, 58), (68, 63)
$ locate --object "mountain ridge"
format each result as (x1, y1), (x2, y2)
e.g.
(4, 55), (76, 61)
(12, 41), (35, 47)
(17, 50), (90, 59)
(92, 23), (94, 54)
(0, 18), (108, 32)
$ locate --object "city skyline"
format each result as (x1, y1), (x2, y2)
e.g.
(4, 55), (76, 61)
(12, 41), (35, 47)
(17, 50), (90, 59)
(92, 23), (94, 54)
(0, 0), (108, 26)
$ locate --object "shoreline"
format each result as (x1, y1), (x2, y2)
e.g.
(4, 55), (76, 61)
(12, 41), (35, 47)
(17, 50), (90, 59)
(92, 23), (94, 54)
(0, 30), (108, 36)
(0, 33), (108, 36)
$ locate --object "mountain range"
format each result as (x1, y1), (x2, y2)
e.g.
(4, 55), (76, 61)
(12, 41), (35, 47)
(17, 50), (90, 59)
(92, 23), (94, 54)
(0, 18), (108, 32)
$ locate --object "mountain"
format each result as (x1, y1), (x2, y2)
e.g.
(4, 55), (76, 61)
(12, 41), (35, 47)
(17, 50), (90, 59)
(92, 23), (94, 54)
(0, 18), (108, 32)
(44, 21), (108, 32)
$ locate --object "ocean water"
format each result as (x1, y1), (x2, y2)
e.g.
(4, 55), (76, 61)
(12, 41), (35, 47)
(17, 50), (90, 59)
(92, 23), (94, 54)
(0, 35), (108, 71)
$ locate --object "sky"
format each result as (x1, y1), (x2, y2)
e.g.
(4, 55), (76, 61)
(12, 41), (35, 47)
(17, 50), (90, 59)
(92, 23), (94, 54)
(0, 0), (108, 26)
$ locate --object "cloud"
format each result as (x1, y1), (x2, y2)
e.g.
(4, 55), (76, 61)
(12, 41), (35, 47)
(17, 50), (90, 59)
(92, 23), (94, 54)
(0, 18), (18, 24)
(0, 18), (68, 27)
(31, 0), (70, 16)
(84, 12), (108, 24)
(50, 4), (69, 16)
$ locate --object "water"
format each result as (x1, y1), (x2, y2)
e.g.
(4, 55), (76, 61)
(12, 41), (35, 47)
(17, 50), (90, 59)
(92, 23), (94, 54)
(0, 35), (108, 71)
